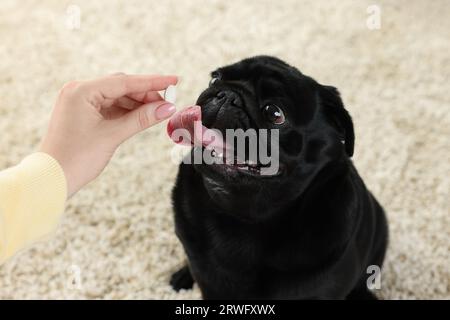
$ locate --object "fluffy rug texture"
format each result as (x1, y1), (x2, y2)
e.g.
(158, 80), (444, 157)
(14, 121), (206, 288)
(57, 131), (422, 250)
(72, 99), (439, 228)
(0, 0), (448, 299)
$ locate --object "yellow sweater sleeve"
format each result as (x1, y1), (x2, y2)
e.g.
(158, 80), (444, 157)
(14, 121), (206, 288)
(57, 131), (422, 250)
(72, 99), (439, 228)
(0, 152), (67, 265)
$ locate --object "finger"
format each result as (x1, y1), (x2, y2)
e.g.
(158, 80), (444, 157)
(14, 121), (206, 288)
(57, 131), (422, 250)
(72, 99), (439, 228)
(113, 96), (143, 110)
(115, 100), (176, 141)
(109, 92), (163, 111)
(127, 91), (163, 103)
(100, 96), (137, 109)
(84, 74), (178, 100)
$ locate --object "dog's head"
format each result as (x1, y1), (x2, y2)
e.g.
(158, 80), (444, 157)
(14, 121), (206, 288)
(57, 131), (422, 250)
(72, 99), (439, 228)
(192, 56), (354, 221)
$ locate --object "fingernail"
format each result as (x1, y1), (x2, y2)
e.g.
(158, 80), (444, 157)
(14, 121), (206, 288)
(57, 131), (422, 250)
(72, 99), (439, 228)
(155, 103), (176, 120)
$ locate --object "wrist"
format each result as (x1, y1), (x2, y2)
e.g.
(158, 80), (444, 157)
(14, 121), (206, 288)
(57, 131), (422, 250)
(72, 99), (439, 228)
(39, 142), (76, 197)
(39, 139), (114, 197)
(27, 152), (69, 201)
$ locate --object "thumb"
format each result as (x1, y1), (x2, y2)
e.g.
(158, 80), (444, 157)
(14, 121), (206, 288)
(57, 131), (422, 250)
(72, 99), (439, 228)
(116, 100), (176, 141)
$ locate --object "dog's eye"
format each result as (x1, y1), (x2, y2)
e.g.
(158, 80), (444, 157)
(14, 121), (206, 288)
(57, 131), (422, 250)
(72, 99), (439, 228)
(209, 77), (220, 87)
(263, 104), (285, 125)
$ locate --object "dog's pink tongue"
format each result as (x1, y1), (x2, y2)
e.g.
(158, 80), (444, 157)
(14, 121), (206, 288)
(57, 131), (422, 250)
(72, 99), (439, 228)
(167, 105), (225, 150)
(167, 105), (202, 145)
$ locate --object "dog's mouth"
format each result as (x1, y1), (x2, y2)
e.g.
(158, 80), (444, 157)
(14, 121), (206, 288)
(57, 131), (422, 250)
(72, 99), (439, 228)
(167, 105), (283, 177)
(205, 147), (282, 177)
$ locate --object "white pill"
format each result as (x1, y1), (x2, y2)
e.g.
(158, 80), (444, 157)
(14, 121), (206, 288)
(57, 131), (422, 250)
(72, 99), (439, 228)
(164, 85), (177, 104)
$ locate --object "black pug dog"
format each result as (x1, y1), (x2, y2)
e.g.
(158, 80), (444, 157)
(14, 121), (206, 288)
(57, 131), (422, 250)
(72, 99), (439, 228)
(169, 56), (388, 300)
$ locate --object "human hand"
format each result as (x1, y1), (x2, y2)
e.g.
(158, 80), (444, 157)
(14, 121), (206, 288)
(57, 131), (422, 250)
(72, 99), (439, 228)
(40, 73), (178, 197)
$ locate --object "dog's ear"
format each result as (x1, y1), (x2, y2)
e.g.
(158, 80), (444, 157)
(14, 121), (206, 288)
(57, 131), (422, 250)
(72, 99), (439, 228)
(319, 85), (355, 156)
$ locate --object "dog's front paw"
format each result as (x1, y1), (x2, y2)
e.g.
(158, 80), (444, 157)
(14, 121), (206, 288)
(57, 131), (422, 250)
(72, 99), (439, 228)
(170, 265), (194, 291)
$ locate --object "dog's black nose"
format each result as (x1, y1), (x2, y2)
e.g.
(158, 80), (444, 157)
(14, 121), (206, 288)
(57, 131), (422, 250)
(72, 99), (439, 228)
(217, 90), (243, 108)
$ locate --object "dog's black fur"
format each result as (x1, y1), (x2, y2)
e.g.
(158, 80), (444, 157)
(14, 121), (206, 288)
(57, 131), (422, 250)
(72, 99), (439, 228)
(170, 56), (388, 299)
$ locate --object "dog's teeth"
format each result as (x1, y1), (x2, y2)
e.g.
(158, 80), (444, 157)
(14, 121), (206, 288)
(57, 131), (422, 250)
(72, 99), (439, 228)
(244, 159), (258, 167)
(210, 149), (224, 158)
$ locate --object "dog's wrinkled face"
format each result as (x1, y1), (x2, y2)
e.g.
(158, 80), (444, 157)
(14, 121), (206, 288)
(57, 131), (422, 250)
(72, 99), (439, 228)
(194, 56), (354, 221)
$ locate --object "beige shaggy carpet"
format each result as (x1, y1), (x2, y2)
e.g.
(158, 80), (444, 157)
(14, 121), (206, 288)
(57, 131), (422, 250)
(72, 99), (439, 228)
(0, 0), (448, 299)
